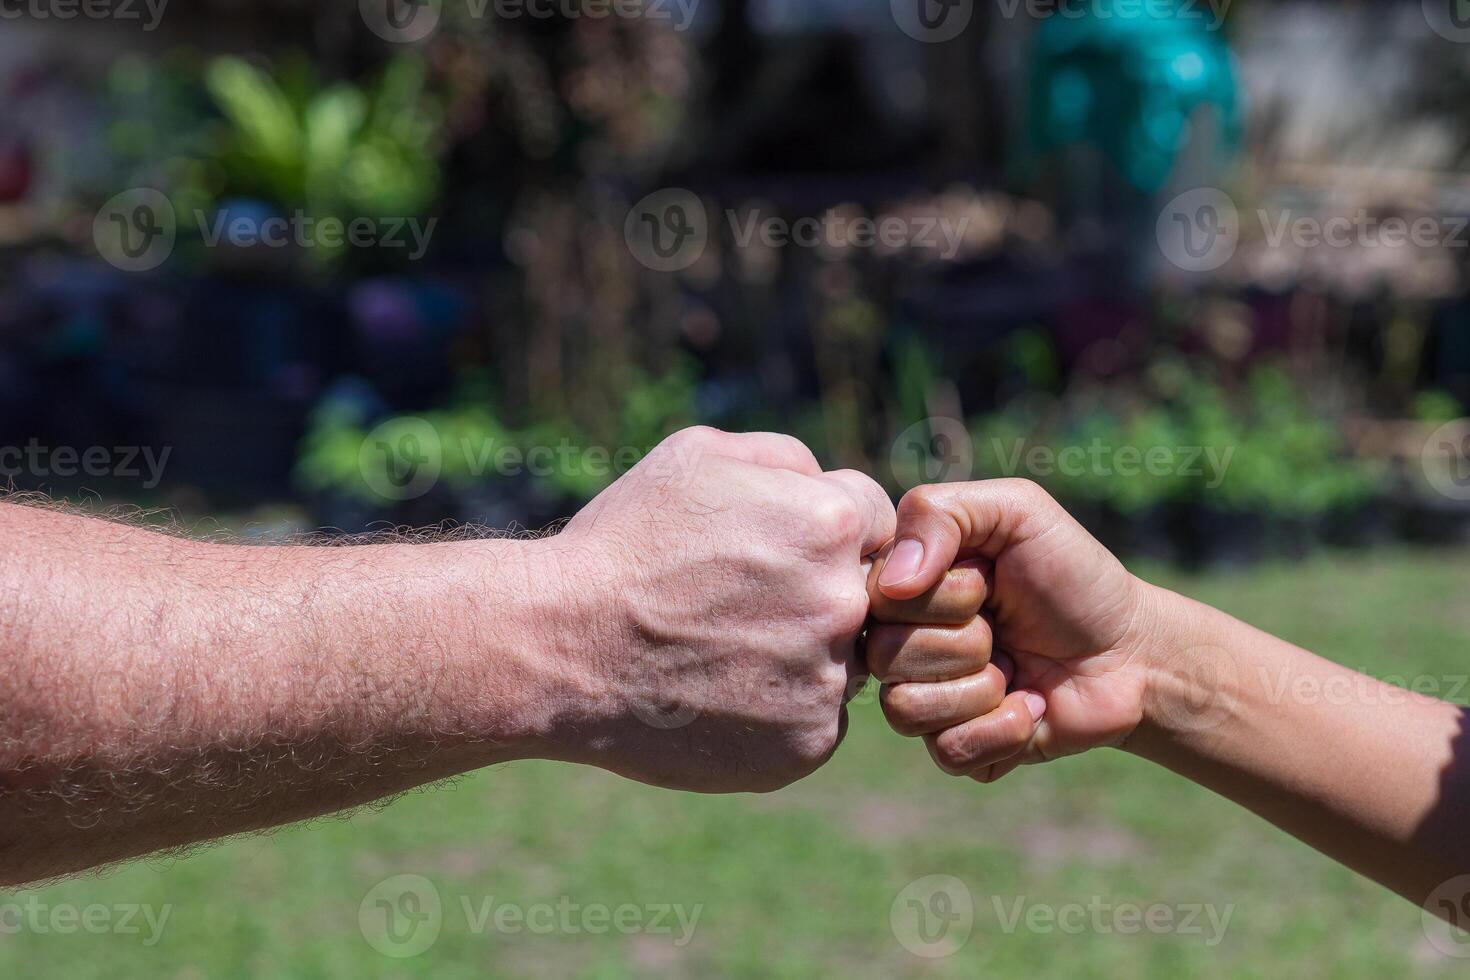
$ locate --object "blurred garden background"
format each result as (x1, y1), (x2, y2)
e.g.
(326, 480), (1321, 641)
(5, 0), (1470, 975)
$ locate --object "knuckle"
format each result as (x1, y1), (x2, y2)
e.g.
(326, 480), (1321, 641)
(822, 585), (869, 634)
(775, 433), (818, 461)
(902, 481), (942, 512)
(808, 492), (863, 544)
(666, 425), (721, 450)
(932, 728), (975, 774)
(880, 685), (923, 736)
(792, 717), (842, 769)
(974, 669), (1005, 709)
(831, 468), (883, 502)
(1001, 477), (1055, 509)
(819, 663), (851, 703)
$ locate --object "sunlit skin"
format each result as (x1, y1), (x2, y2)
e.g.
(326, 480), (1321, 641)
(0, 426), (893, 885)
(868, 479), (1470, 918)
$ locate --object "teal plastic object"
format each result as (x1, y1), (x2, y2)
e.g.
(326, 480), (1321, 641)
(1023, 2), (1241, 192)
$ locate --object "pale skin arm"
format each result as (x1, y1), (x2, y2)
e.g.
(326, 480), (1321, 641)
(868, 479), (1470, 917)
(0, 504), (576, 884)
(0, 426), (895, 886)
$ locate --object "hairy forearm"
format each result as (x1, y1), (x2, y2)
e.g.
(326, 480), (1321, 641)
(0, 504), (584, 884)
(1126, 584), (1470, 906)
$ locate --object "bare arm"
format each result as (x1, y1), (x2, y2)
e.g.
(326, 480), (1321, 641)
(1127, 587), (1470, 908)
(0, 426), (893, 885)
(0, 504), (572, 883)
(866, 479), (1470, 916)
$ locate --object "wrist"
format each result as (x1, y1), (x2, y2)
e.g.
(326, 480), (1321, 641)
(431, 535), (615, 767)
(1120, 581), (1240, 760)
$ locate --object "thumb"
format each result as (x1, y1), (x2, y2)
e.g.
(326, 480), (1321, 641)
(876, 479), (1060, 600)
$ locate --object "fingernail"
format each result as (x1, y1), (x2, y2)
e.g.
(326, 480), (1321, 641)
(878, 538), (924, 588)
(1023, 692), (1047, 722)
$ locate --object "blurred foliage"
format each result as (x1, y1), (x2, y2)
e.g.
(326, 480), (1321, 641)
(974, 359), (1381, 518)
(295, 358), (700, 506)
(101, 51), (442, 265)
(204, 54), (441, 220)
(1414, 389), (1464, 424)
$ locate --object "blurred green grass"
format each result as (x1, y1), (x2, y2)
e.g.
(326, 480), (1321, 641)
(6, 549), (1470, 978)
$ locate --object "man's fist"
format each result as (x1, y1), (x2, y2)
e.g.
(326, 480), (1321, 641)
(543, 427), (895, 793)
